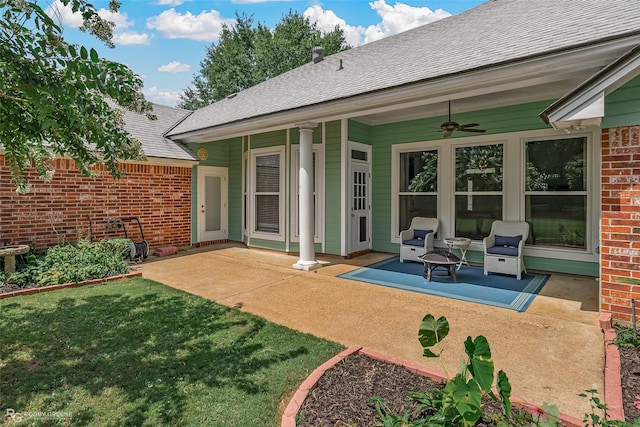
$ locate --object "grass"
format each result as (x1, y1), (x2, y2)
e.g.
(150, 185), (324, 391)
(0, 278), (344, 426)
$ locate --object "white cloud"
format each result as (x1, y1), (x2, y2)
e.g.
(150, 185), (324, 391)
(46, 0), (146, 46)
(303, 5), (364, 48)
(144, 86), (183, 106)
(156, 0), (189, 5)
(146, 8), (234, 42)
(304, 0), (450, 46)
(158, 61), (191, 73)
(113, 31), (151, 45)
(232, 0), (296, 3)
(45, 0), (84, 27)
(364, 0), (450, 44)
(46, 0), (133, 29)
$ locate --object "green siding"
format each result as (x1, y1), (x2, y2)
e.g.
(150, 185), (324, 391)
(524, 256), (598, 276)
(187, 141), (229, 167)
(250, 129), (286, 149)
(290, 129), (300, 145)
(324, 120), (343, 255)
(603, 74), (640, 128)
(462, 251), (597, 276)
(348, 119), (371, 143)
(288, 242), (323, 253)
(248, 238), (286, 251)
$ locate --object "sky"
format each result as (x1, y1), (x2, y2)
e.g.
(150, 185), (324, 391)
(47, 0), (486, 107)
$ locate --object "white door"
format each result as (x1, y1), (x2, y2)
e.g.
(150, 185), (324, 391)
(350, 158), (370, 253)
(197, 166), (228, 242)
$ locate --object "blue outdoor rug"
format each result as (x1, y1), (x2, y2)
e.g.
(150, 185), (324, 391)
(338, 257), (549, 312)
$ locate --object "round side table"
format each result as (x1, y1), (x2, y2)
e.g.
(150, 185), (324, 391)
(443, 237), (471, 269)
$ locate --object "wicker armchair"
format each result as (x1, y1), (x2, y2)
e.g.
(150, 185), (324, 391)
(483, 221), (529, 279)
(399, 217), (439, 263)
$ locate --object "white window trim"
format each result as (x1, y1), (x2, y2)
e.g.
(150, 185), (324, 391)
(391, 141), (442, 243)
(290, 144), (325, 243)
(250, 146), (285, 241)
(390, 129), (600, 263)
(521, 131), (594, 256)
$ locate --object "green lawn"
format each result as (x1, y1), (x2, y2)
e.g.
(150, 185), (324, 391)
(0, 278), (344, 426)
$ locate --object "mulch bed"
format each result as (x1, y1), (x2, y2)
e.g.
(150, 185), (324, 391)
(0, 283), (37, 294)
(297, 353), (443, 427)
(298, 354), (525, 427)
(297, 348), (640, 426)
(620, 346), (640, 422)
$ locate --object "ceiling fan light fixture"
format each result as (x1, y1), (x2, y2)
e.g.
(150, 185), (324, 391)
(439, 101), (486, 137)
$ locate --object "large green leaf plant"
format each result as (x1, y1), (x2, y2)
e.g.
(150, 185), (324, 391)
(373, 314), (562, 426)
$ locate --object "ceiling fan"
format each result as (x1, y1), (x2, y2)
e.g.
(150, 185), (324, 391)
(440, 101), (486, 137)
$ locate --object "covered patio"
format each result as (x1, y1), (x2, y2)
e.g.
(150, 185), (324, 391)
(140, 242), (602, 419)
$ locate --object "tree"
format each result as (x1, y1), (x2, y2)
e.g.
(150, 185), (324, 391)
(179, 10), (350, 110)
(180, 13), (260, 110)
(1, 0), (153, 193)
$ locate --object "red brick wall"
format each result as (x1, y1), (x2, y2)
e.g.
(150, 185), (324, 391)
(0, 156), (193, 250)
(601, 126), (640, 322)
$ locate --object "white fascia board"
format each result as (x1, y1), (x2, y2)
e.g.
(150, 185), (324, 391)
(542, 44), (640, 129)
(121, 157), (199, 167)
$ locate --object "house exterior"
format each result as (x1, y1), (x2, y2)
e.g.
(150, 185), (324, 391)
(0, 104), (198, 249)
(165, 0), (640, 322)
(1, 0), (638, 321)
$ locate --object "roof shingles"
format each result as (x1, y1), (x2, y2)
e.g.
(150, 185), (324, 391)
(122, 104), (197, 161)
(168, 0), (640, 137)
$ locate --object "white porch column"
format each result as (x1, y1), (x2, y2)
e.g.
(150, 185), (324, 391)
(293, 122), (318, 270)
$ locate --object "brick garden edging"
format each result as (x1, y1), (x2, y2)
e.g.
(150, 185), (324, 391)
(281, 345), (585, 427)
(600, 312), (625, 421)
(0, 271), (143, 300)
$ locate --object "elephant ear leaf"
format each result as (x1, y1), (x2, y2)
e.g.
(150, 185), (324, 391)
(418, 315), (449, 357)
(497, 370), (512, 417)
(465, 336), (494, 392)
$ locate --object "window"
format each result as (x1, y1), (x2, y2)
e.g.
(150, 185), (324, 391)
(397, 150), (438, 233)
(291, 145), (324, 240)
(525, 137), (587, 249)
(454, 144), (503, 240)
(252, 148), (284, 238)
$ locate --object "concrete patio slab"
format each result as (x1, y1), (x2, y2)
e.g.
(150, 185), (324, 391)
(140, 243), (604, 420)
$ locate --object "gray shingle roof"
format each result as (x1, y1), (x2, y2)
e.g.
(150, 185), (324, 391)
(122, 103), (197, 161)
(168, 0), (640, 137)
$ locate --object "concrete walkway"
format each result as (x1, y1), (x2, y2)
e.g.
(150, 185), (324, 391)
(139, 243), (604, 419)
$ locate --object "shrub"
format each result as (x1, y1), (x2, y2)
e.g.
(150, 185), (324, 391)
(1, 238), (131, 288)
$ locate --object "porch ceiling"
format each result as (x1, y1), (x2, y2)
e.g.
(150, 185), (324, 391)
(350, 75), (592, 126)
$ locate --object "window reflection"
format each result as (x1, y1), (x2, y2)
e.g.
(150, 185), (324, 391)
(454, 145), (503, 239)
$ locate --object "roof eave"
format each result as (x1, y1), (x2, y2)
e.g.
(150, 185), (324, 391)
(540, 44), (640, 129)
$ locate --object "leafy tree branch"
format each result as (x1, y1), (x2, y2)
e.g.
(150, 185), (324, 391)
(1, 0), (154, 193)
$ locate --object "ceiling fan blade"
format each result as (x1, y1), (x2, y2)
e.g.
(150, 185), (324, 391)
(459, 128), (486, 133)
(457, 123), (479, 129)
